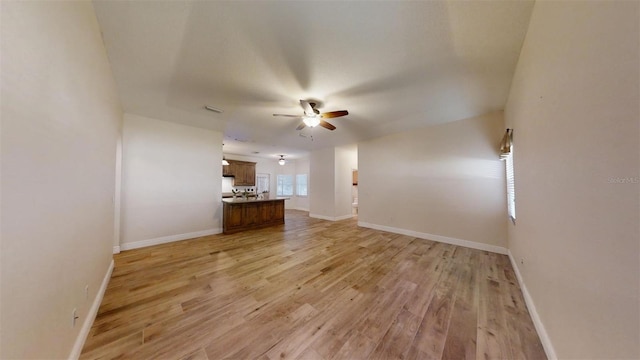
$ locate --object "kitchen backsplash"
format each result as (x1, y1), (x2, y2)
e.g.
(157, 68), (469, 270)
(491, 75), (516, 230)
(221, 177), (234, 193)
(222, 177), (255, 193)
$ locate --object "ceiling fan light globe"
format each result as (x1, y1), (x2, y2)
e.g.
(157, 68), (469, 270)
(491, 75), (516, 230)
(303, 116), (321, 128)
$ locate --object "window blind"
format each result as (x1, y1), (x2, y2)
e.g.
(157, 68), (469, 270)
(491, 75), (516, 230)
(277, 175), (293, 196)
(296, 174), (308, 197)
(506, 148), (516, 221)
(500, 128), (516, 222)
(256, 173), (270, 194)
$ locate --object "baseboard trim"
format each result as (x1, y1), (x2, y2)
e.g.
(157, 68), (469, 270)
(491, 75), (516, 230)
(309, 213), (335, 221)
(112, 245), (120, 254)
(69, 259), (114, 360)
(310, 213), (354, 221)
(508, 251), (557, 360)
(120, 228), (222, 251)
(335, 214), (354, 221)
(357, 221), (508, 255)
(294, 207), (309, 212)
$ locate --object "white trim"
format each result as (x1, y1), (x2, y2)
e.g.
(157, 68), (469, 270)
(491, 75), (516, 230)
(508, 251), (557, 360)
(310, 213), (354, 222)
(69, 259), (114, 360)
(310, 213), (334, 221)
(112, 245), (120, 254)
(119, 228), (221, 251)
(334, 214), (354, 221)
(357, 221), (508, 255)
(294, 207), (309, 212)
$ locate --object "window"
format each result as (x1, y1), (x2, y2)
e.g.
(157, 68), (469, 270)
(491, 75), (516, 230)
(500, 128), (515, 223)
(256, 173), (270, 194)
(296, 174), (308, 197)
(276, 175), (293, 196)
(505, 146), (516, 222)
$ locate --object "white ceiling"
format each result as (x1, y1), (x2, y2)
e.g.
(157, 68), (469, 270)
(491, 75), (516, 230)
(93, 0), (534, 160)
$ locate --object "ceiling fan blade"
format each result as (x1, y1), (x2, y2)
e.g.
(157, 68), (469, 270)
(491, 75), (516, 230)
(273, 114), (301, 118)
(296, 122), (307, 131)
(321, 110), (349, 119)
(300, 100), (314, 115)
(319, 120), (336, 131)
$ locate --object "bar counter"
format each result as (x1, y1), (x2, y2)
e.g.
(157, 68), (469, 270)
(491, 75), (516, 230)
(222, 197), (286, 234)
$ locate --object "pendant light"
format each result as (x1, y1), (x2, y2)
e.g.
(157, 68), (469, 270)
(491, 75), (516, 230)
(278, 155), (286, 166)
(222, 143), (229, 165)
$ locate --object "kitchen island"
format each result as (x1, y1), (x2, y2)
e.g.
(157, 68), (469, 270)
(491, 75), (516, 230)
(222, 197), (286, 234)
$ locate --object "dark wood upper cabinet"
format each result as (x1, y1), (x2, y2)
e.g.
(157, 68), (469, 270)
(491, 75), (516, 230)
(222, 163), (233, 176)
(223, 160), (256, 186)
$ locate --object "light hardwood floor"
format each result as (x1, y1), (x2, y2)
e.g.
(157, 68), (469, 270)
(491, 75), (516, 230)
(81, 210), (546, 360)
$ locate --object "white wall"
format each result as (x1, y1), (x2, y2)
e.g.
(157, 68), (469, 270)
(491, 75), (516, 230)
(309, 148), (337, 219)
(358, 112), (507, 253)
(309, 146), (357, 220)
(120, 114), (222, 249)
(114, 134), (123, 253)
(504, 1), (639, 358)
(294, 157), (310, 211)
(1, 2), (122, 358)
(335, 145), (358, 219)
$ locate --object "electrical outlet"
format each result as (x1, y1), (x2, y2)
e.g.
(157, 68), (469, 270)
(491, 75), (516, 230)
(84, 285), (89, 300)
(72, 308), (79, 327)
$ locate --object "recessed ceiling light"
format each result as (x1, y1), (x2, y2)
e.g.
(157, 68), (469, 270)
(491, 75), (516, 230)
(204, 105), (223, 113)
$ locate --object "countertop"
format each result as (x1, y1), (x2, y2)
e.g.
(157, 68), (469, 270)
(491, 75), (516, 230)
(222, 192), (257, 199)
(222, 197), (289, 204)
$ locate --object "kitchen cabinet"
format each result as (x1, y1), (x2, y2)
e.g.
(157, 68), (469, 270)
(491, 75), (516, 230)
(239, 162), (256, 186)
(222, 162), (233, 176)
(223, 160), (256, 186)
(222, 198), (285, 234)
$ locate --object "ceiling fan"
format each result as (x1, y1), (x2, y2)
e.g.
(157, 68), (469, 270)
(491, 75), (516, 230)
(273, 100), (349, 131)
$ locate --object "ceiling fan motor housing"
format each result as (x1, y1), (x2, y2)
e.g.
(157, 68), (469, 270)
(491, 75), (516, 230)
(274, 99), (347, 131)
